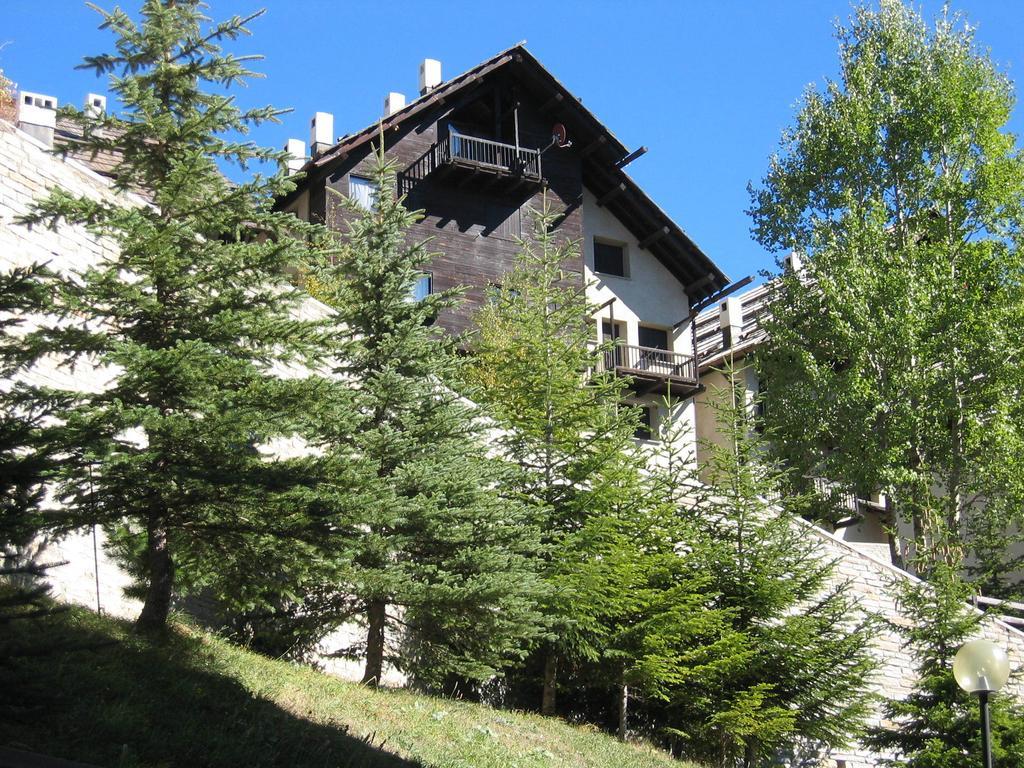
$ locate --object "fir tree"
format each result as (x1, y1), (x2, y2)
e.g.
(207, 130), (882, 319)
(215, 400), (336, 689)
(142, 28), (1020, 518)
(22, 1), (335, 634)
(867, 551), (1024, 768)
(0, 261), (74, 666)
(673, 367), (877, 768)
(308, 141), (545, 689)
(465, 200), (659, 717)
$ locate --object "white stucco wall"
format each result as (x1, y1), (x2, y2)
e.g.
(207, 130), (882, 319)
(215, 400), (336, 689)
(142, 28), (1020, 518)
(582, 187), (698, 454)
(582, 188), (691, 354)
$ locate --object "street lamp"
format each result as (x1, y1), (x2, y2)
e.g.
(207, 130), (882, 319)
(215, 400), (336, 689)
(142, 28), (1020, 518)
(953, 639), (1011, 768)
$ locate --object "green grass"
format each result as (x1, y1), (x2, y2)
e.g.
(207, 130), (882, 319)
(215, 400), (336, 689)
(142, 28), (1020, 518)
(1, 602), (693, 768)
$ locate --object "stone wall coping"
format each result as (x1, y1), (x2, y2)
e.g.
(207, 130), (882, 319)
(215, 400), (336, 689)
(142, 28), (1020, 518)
(792, 512), (1024, 643)
(3, 118), (150, 210)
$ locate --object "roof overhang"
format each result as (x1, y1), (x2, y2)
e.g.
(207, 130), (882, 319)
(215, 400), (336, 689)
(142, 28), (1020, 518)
(279, 44), (729, 303)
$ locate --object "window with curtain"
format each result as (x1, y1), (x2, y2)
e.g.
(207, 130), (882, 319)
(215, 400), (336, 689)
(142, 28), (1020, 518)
(407, 272), (432, 302)
(349, 175), (376, 210)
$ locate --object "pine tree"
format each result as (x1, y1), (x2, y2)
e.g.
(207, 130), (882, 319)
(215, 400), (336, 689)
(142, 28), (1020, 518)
(597, 420), (734, 744)
(867, 559), (1024, 768)
(22, 1), (335, 634)
(307, 141), (545, 689)
(672, 368), (877, 768)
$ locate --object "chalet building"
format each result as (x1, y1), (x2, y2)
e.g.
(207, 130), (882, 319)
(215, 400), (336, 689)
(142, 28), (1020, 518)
(274, 45), (729, 443)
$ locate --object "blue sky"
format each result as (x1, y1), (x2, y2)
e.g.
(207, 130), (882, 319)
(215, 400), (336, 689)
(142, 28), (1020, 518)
(3, 1), (1022, 283)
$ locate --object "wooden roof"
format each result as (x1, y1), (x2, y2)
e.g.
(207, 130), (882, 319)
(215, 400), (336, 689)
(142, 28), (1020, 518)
(694, 281), (772, 369)
(283, 44), (729, 302)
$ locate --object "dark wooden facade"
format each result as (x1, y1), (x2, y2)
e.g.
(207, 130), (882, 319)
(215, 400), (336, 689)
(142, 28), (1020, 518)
(277, 45), (728, 341)
(320, 72), (582, 338)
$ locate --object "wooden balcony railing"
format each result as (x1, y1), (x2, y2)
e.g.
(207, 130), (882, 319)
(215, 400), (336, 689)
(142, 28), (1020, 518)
(601, 343), (698, 388)
(401, 133), (544, 192)
(437, 134), (542, 180)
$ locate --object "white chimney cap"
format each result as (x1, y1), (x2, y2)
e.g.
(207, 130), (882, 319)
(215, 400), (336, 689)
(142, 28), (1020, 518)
(720, 296), (743, 330)
(419, 59), (442, 95)
(310, 111), (334, 152)
(85, 93), (107, 117)
(783, 251), (804, 274)
(384, 92), (406, 117)
(18, 90), (57, 129)
(284, 138), (306, 174)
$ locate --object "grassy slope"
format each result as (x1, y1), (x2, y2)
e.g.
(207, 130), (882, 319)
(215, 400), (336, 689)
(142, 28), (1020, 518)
(2, 604), (692, 768)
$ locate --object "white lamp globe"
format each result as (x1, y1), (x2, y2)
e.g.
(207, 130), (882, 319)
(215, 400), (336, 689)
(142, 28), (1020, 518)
(954, 639), (1011, 694)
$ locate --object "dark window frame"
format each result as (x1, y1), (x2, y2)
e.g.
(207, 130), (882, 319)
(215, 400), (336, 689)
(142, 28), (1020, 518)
(634, 405), (654, 441)
(638, 324), (670, 351)
(593, 239), (628, 278)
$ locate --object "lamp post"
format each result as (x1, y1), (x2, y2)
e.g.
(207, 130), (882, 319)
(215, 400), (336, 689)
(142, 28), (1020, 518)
(953, 639), (1011, 768)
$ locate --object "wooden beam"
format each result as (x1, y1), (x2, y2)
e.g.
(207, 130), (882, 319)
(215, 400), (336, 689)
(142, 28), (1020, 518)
(615, 146), (648, 169)
(596, 183), (626, 207)
(639, 226), (669, 250)
(580, 135), (607, 158)
(540, 92), (564, 113)
(684, 272), (717, 297)
(688, 275), (754, 317)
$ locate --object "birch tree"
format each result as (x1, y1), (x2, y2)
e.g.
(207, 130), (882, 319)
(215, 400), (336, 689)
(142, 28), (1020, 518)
(749, 0), (1024, 581)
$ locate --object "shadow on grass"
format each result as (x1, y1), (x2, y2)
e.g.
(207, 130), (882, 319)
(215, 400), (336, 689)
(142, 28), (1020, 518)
(0, 607), (421, 768)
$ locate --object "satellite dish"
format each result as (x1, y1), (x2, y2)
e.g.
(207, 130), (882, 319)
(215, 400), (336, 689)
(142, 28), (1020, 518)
(552, 123), (569, 148)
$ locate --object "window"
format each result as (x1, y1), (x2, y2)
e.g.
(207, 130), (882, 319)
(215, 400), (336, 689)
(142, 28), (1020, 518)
(594, 240), (627, 277)
(407, 272), (432, 302)
(488, 283), (520, 305)
(635, 405), (654, 441)
(638, 325), (669, 350)
(601, 320), (626, 342)
(349, 175), (376, 210)
(600, 320), (626, 366)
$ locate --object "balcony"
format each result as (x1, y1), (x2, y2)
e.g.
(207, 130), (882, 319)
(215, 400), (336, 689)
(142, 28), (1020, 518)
(601, 343), (700, 397)
(403, 133), (544, 193)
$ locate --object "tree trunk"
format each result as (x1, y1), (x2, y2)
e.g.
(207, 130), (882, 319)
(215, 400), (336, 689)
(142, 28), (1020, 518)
(362, 599), (387, 687)
(743, 739), (757, 768)
(541, 652), (558, 716)
(135, 514), (174, 634)
(617, 678), (629, 741)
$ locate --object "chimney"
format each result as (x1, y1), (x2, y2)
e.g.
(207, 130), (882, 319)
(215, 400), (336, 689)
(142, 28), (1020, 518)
(783, 250), (803, 274)
(17, 90), (57, 147)
(419, 58), (442, 96)
(720, 296), (744, 350)
(309, 111), (334, 157)
(84, 93), (107, 118)
(283, 138), (306, 174)
(384, 91), (406, 117)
